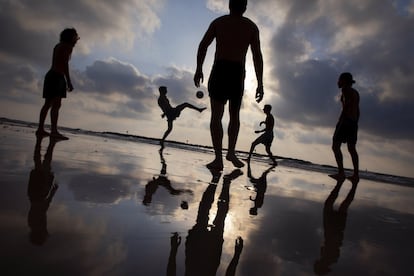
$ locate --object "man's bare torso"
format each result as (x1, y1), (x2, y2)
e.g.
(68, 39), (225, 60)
(212, 15), (258, 63)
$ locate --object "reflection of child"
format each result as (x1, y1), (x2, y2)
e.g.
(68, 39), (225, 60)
(248, 104), (277, 165)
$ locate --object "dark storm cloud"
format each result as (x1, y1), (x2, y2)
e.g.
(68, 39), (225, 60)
(153, 67), (200, 106)
(84, 59), (148, 94)
(0, 0), (161, 62)
(71, 58), (155, 117)
(264, 0), (414, 140)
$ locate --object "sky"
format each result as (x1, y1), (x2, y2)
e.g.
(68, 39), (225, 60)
(1, 0), (413, 178)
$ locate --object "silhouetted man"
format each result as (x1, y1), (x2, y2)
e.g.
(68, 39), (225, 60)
(158, 86), (206, 147)
(247, 104), (277, 165)
(194, 0), (264, 170)
(331, 72), (360, 182)
(314, 178), (358, 275)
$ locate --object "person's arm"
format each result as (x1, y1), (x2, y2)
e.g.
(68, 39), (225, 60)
(250, 25), (264, 103)
(194, 22), (216, 87)
(62, 45), (74, 91)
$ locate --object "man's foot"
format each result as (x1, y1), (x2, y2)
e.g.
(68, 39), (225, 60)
(329, 173), (346, 181)
(199, 107), (207, 113)
(35, 129), (50, 137)
(206, 159), (223, 171)
(50, 132), (69, 140)
(270, 158), (278, 166)
(226, 154), (244, 168)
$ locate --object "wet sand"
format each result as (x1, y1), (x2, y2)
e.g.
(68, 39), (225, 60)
(1, 122), (414, 276)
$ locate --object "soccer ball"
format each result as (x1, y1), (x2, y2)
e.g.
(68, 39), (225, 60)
(196, 90), (204, 99)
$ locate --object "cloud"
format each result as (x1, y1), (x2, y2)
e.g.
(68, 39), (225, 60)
(259, 0), (414, 140)
(0, 0), (164, 65)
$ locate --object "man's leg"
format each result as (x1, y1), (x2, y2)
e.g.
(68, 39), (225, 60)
(176, 103), (206, 113)
(331, 141), (345, 180)
(248, 139), (259, 160)
(265, 144), (277, 165)
(347, 142), (359, 181)
(161, 121), (173, 142)
(226, 99), (244, 168)
(207, 98), (225, 170)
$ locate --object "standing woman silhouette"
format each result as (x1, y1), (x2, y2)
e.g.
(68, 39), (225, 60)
(36, 28), (79, 140)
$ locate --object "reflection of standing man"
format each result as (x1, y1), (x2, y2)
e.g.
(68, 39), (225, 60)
(194, 0), (264, 170)
(185, 169), (243, 276)
(314, 178), (358, 275)
(27, 136), (59, 245)
(166, 169), (244, 276)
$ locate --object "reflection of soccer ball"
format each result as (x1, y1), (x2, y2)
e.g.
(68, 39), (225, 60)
(196, 90), (204, 99)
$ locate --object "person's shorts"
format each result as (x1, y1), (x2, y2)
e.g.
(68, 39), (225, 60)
(333, 118), (358, 144)
(43, 70), (67, 99)
(208, 60), (245, 105)
(165, 108), (180, 121)
(255, 131), (274, 146)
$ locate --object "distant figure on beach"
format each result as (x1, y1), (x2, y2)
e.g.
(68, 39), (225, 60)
(331, 72), (360, 182)
(27, 136), (59, 245)
(36, 28), (79, 140)
(143, 147), (193, 206)
(194, 0), (264, 170)
(247, 104), (277, 165)
(158, 86), (206, 147)
(166, 168), (244, 276)
(314, 177), (358, 275)
(247, 162), (276, 216)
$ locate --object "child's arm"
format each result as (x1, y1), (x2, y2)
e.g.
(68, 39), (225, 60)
(255, 121), (266, 133)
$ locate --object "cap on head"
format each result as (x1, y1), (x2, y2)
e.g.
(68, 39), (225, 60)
(229, 0), (247, 13)
(339, 72), (355, 84)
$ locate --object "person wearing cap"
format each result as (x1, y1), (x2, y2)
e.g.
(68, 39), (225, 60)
(331, 72), (360, 182)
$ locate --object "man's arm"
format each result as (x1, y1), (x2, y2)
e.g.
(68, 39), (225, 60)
(194, 23), (216, 87)
(250, 26), (264, 103)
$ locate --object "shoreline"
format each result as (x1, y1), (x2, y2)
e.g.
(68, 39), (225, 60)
(1, 116), (413, 186)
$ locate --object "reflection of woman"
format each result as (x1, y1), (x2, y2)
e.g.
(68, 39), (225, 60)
(314, 178), (358, 275)
(27, 136), (59, 245)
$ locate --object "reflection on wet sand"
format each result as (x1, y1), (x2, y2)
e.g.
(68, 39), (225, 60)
(167, 168), (244, 276)
(247, 162), (276, 216)
(27, 136), (60, 245)
(1, 123), (413, 275)
(314, 178), (359, 275)
(143, 147), (193, 206)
